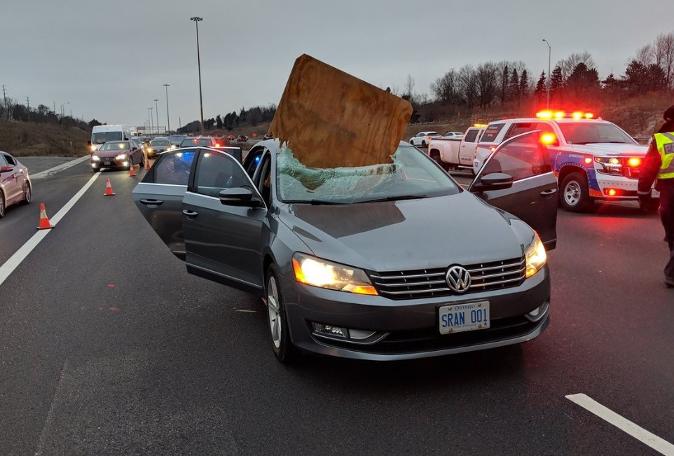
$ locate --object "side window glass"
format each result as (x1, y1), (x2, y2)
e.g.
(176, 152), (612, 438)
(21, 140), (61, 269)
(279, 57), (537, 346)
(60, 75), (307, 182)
(0, 155), (7, 166)
(482, 134), (550, 181)
(257, 156), (272, 206)
(194, 151), (252, 197)
(464, 129), (479, 142)
(504, 123), (535, 140)
(244, 148), (264, 177)
(4, 154), (16, 165)
(480, 123), (504, 142)
(151, 151), (196, 185)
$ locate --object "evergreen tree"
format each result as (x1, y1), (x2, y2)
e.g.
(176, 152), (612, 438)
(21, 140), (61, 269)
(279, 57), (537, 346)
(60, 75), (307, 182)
(550, 66), (564, 102)
(216, 115), (223, 129)
(519, 69), (529, 98)
(535, 71), (547, 98)
(500, 65), (509, 104)
(509, 68), (520, 102)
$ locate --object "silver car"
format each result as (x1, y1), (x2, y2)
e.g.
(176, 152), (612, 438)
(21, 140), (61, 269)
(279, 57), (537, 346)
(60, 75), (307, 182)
(0, 151), (32, 218)
(133, 132), (557, 362)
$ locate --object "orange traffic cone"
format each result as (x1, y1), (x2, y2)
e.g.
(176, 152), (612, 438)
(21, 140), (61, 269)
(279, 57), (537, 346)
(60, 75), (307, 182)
(37, 202), (53, 230)
(104, 177), (116, 196)
(129, 164), (138, 177)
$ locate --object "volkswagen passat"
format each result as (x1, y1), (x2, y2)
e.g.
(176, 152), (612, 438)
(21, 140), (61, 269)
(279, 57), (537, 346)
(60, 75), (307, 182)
(133, 131), (557, 362)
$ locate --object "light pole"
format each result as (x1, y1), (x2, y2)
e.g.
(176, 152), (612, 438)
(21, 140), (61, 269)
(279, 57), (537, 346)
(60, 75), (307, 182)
(148, 107), (154, 135)
(542, 38), (551, 109)
(190, 16), (204, 133)
(154, 99), (160, 134)
(163, 83), (171, 133)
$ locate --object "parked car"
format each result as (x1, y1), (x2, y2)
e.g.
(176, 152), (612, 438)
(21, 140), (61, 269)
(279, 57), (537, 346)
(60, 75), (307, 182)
(438, 131), (464, 139)
(0, 151), (32, 218)
(427, 126), (486, 173)
(133, 131), (557, 362)
(409, 131), (438, 147)
(90, 140), (144, 172)
(147, 137), (171, 158)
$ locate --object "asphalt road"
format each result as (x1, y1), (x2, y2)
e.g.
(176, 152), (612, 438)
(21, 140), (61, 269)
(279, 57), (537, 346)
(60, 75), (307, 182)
(0, 162), (672, 455)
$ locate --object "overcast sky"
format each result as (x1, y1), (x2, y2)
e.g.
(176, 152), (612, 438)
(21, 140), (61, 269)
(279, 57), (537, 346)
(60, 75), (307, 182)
(3, 0), (673, 128)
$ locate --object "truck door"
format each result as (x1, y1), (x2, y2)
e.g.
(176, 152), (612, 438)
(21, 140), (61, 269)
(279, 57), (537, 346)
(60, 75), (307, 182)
(469, 131), (558, 249)
(459, 128), (480, 166)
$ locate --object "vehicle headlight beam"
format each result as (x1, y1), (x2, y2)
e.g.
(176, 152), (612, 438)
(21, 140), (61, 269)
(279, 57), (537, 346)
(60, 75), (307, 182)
(292, 253), (378, 295)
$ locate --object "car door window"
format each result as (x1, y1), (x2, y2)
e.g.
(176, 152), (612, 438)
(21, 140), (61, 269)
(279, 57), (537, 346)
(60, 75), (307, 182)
(194, 151), (252, 197)
(480, 123), (504, 142)
(464, 129), (479, 142)
(3, 154), (16, 166)
(147, 150), (196, 185)
(0, 155), (7, 166)
(481, 134), (551, 181)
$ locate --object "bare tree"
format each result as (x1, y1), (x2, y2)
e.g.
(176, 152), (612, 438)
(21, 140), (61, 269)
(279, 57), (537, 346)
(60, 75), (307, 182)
(404, 74), (415, 102)
(457, 65), (478, 108)
(431, 70), (459, 103)
(558, 52), (596, 81)
(476, 63), (498, 108)
(654, 33), (674, 87)
(635, 44), (655, 66)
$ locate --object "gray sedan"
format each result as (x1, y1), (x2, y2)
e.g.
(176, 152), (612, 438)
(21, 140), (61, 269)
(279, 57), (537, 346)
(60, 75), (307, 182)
(0, 151), (32, 218)
(133, 131), (557, 362)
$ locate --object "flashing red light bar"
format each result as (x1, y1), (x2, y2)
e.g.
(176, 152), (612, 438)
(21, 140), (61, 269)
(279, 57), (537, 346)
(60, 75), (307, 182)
(536, 110), (596, 120)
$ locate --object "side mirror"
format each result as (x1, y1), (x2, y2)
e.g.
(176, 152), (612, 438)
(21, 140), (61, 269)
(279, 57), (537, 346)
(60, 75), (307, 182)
(219, 187), (261, 207)
(473, 172), (513, 191)
(0, 165), (14, 173)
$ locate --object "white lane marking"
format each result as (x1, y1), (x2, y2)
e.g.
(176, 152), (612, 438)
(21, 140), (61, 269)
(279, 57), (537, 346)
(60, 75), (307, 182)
(0, 172), (100, 287)
(30, 156), (89, 180)
(566, 393), (674, 456)
(34, 359), (68, 456)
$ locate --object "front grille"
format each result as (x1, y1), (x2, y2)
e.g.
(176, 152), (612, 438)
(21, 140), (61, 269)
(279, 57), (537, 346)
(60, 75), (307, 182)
(369, 257), (525, 300)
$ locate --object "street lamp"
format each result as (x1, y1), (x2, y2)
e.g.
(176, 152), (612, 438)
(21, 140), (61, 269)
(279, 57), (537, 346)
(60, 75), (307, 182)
(154, 99), (160, 134)
(542, 38), (551, 109)
(148, 107), (154, 135)
(190, 16), (205, 133)
(163, 83), (171, 134)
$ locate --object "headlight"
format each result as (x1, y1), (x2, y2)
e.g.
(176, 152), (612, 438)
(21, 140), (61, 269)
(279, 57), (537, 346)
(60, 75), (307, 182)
(115, 153), (127, 160)
(525, 233), (547, 278)
(594, 156), (623, 175)
(91, 155), (101, 161)
(292, 253), (378, 295)
(90, 144), (97, 152)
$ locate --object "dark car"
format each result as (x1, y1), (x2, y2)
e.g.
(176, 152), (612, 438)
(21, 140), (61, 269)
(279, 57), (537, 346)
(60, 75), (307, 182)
(133, 131), (557, 362)
(147, 137), (171, 158)
(168, 135), (187, 148)
(91, 140), (144, 172)
(0, 151), (32, 218)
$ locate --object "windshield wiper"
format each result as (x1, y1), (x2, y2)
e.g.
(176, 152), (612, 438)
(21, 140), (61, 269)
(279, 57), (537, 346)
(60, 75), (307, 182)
(356, 194), (430, 203)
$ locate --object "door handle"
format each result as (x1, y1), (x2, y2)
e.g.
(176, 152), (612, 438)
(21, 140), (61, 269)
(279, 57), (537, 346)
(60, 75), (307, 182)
(540, 189), (557, 197)
(139, 198), (164, 206)
(182, 209), (198, 217)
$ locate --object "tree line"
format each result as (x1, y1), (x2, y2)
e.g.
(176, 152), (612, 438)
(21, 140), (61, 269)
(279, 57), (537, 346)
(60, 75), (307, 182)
(0, 98), (90, 131)
(177, 104), (277, 133)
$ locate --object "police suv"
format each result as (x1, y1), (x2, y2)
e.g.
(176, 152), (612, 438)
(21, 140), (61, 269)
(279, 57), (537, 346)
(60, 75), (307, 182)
(474, 111), (650, 211)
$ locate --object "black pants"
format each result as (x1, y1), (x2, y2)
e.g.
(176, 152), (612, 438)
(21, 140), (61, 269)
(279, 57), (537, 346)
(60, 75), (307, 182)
(660, 186), (674, 280)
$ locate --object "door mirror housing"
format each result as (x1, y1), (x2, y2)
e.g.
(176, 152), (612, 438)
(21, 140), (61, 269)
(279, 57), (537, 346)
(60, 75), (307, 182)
(219, 187), (262, 207)
(472, 173), (513, 192)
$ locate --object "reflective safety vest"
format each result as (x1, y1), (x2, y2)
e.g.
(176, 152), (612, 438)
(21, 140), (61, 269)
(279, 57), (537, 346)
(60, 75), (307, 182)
(654, 132), (674, 180)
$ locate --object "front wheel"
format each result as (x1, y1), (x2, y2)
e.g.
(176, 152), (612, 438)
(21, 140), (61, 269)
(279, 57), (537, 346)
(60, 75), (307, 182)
(0, 191), (5, 218)
(22, 183), (31, 205)
(560, 172), (593, 212)
(266, 268), (297, 363)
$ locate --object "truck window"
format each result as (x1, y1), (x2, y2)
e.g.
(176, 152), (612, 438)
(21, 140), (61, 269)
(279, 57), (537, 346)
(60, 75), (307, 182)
(464, 129), (479, 143)
(482, 134), (551, 181)
(480, 124), (504, 142)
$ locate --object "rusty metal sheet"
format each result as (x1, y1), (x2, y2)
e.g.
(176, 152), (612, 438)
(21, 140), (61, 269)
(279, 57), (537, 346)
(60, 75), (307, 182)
(270, 54), (413, 168)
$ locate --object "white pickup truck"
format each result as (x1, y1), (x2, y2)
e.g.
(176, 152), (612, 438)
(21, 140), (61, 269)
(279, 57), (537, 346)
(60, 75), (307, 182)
(427, 126), (485, 173)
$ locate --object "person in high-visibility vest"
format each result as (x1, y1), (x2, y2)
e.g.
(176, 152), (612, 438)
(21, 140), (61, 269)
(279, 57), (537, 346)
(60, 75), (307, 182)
(638, 105), (674, 288)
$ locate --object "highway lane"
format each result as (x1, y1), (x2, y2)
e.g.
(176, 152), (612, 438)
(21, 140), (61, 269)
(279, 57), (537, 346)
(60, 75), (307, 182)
(0, 164), (672, 455)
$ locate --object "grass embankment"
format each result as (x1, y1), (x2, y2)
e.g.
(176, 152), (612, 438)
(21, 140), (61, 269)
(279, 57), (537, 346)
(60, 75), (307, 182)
(0, 120), (89, 156)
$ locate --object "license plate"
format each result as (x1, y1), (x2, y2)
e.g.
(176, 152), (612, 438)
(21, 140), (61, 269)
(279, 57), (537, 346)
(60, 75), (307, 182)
(438, 301), (490, 335)
(104, 160), (111, 166)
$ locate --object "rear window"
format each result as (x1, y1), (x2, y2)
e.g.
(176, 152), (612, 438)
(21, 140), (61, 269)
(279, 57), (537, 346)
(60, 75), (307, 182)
(151, 151), (196, 185)
(480, 124), (504, 143)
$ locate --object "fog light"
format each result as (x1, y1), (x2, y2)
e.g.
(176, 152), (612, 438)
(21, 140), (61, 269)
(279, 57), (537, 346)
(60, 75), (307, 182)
(525, 302), (549, 322)
(311, 322), (348, 339)
(91, 163), (97, 168)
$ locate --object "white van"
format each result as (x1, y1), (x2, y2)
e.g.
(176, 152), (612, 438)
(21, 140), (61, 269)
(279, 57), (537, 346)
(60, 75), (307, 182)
(90, 125), (132, 152)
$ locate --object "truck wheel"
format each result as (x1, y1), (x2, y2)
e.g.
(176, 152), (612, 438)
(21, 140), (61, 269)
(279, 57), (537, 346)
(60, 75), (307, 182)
(560, 172), (593, 212)
(421, 140), (427, 148)
(429, 150), (446, 170)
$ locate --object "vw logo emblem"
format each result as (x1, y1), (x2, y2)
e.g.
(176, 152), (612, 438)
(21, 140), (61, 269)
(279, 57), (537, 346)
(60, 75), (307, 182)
(446, 265), (471, 293)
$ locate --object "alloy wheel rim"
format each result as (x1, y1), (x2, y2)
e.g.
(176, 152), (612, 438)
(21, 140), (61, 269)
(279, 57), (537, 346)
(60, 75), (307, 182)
(267, 277), (282, 349)
(564, 181), (581, 206)
(0, 198), (4, 216)
(25, 186), (31, 202)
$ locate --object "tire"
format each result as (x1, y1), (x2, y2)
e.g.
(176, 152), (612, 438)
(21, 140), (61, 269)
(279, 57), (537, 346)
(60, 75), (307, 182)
(265, 267), (297, 363)
(421, 140), (427, 148)
(22, 182), (31, 205)
(0, 190), (5, 218)
(560, 172), (594, 212)
(429, 150), (447, 170)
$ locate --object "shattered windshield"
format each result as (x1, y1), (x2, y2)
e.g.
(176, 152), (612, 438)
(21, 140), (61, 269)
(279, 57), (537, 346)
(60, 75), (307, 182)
(276, 145), (460, 204)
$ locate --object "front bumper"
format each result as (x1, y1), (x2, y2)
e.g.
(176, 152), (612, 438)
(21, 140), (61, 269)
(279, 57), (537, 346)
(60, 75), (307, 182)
(91, 158), (130, 170)
(591, 174), (659, 200)
(283, 266), (551, 361)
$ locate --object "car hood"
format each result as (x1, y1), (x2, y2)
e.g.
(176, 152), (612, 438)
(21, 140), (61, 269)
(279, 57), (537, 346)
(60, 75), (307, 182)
(280, 192), (528, 272)
(564, 143), (648, 156)
(94, 150), (129, 158)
